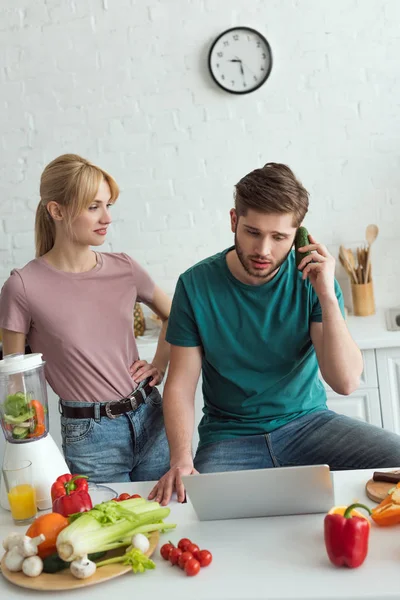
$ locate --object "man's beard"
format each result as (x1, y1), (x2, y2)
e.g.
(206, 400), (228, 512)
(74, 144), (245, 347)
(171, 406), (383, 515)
(234, 233), (292, 281)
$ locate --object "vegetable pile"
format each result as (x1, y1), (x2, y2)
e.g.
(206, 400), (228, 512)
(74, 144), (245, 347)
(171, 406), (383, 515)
(1, 392), (46, 440)
(2, 496), (176, 581)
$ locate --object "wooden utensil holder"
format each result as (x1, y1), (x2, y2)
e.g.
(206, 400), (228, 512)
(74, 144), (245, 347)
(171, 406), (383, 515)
(351, 281), (375, 316)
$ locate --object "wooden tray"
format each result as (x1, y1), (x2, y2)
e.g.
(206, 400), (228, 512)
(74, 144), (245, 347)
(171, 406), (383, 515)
(0, 530), (159, 591)
(365, 472), (400, 503)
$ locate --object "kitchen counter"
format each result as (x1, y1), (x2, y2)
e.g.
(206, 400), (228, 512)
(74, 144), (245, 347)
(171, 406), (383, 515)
(137, 308), (400, 352)
(1, 468), (400, 600)
(346, 309), (400, 350)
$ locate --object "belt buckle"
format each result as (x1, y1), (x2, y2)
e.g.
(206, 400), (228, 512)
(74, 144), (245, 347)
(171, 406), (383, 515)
(105, 400), (123, 420)
(127, 391), (139, 411)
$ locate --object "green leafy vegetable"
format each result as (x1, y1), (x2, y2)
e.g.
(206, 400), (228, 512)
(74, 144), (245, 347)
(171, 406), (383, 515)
(4, 392), (30, 417)
(96, 547), (156, 574)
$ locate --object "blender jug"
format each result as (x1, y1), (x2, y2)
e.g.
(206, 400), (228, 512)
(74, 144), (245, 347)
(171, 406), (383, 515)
(0, 353), (70, 510)
(0, 353), (49, 442)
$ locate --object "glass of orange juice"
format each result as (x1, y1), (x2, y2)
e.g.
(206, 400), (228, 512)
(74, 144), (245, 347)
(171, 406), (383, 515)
(3, 460), (37, 525)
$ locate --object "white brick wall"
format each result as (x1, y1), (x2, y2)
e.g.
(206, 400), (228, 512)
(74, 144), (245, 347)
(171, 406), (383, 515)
(1, 0), (400, 310)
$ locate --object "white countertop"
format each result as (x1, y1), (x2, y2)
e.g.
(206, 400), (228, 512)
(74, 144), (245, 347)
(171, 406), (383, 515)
(346, 309), (400, 350)
(1, 469), (400, 600)
(137, 308), (400, 353)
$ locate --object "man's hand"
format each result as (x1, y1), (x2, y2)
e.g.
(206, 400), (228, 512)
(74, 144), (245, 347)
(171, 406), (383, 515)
(297, 233), (336, 300)
(129, 360), (164, 386)
(148, 461), (199, 506)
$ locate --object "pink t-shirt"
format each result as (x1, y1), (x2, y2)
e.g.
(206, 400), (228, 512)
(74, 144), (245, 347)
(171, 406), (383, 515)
(0, 253), (155, 402)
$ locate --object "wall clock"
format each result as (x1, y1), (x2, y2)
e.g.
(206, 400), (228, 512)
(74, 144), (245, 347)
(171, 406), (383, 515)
(208, 26), (273, 94)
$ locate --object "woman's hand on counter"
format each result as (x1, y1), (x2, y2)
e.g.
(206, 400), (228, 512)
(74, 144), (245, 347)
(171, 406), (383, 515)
(129, 359), (165, 386)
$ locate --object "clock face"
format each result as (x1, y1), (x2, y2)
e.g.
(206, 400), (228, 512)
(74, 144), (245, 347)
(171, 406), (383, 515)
(208, 27), (273, 94)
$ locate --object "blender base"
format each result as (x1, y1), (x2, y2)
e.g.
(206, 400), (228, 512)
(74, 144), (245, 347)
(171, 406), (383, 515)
(0, 434), (70, 511)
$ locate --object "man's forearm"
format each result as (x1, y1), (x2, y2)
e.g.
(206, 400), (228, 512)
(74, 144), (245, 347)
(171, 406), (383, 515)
(163, 380), (195, 465)
(319, 296), (363, 395)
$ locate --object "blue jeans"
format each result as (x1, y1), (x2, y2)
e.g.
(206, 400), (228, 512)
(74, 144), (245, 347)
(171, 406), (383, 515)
(60, 388), (169, 483)
(194, 410), (400, 472)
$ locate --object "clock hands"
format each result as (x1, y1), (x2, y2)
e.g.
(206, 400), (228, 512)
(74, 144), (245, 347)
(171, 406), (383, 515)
(229, 57), (245, 77)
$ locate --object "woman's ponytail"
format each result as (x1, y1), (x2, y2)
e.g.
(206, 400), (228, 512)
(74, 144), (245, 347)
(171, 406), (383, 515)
(35, 201), (55, 257)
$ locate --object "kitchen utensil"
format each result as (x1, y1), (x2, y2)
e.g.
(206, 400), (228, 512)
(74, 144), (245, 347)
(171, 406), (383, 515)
(351, 281), (375, 316)
(87, 483), (117, 504)
(339, 245), (357, 284)
(0, 353), (69, 511)
(365, 471), (400, 503)
(1, 530), (159, 591)
(364, 224), (379, 283)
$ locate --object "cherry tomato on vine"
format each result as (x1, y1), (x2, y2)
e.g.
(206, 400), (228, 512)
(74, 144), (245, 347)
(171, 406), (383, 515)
(160, 543), (175, 561)
(185, 557), (201, 576)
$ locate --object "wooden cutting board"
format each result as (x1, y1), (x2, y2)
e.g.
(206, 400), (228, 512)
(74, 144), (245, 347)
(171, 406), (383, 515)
(365, 471), (400, 503)
(0, 530), (159, 591)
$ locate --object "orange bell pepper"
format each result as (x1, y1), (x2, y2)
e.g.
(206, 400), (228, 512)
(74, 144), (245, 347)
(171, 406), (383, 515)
(371, 482), (400, 526)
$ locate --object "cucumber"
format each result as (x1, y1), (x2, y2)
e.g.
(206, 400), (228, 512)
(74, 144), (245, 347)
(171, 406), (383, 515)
(12, 426), (29, 439)
(43, 551), (107, 574)
(295, 226), (311, 268)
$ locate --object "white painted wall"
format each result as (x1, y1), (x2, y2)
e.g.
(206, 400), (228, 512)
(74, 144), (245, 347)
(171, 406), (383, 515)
(2, 0), (400, 461)
(1, 0), (400, 309)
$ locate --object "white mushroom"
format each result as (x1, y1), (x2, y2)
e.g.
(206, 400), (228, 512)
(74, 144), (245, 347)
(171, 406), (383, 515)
(70, 555), (97, 579)
(130, 533), (150, 554)
(22, 555), (43, 577)
(16, 534), (45, 558)
(4, 546), (25, 572)
(2, 532), (24, 552)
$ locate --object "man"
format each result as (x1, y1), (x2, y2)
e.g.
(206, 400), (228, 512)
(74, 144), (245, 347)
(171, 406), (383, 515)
(149, 162), (400, 505)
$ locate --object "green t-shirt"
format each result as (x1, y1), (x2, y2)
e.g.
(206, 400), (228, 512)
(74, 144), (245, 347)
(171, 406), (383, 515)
(166, 247), (345, 449)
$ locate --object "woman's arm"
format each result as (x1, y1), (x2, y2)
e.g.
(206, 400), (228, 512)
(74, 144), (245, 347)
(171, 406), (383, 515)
(2, 329), (26, 356)
(130, 286), (172, 386)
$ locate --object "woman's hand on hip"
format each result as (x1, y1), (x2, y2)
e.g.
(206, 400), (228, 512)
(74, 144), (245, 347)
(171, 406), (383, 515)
(129, 359), (164, 386)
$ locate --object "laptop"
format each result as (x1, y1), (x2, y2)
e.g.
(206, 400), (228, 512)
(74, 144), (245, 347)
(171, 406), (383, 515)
(182, 464), (334, 521)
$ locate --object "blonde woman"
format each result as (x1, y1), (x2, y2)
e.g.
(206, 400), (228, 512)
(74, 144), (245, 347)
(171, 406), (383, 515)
(0, 154), (171, 483)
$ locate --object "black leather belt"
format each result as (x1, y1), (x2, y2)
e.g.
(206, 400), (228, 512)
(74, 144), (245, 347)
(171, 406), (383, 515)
(59, 380), (154, 420)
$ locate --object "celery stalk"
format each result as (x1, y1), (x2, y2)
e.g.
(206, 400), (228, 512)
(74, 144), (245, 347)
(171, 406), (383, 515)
(56, 500), (173, 561)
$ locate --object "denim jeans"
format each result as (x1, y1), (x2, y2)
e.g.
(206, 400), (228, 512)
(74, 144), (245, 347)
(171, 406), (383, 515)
(194, 409), (400, 473)
(60, 388), (170, 483)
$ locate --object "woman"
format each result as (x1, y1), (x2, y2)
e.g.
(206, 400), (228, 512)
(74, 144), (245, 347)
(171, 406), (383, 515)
(0, 154), (171, 483)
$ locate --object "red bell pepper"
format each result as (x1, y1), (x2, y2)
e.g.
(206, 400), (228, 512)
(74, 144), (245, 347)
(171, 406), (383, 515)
(324, 503), (372, 568)
(51, 474), (92, 517)
(28, 400), (46, 438)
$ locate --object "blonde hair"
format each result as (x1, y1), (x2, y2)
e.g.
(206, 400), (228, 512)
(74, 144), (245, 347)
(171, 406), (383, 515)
(35, 154), (119, 257)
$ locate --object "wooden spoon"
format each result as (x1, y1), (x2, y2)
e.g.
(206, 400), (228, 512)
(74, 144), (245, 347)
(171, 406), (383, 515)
(339, 245), (358, 284)
(364, 224), (379, 283)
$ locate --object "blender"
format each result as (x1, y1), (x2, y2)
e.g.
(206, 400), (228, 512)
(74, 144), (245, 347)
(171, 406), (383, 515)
(0, 353), (70, 511)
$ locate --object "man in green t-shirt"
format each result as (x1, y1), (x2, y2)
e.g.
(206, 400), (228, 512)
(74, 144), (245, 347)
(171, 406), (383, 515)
(149, 162), (400, 505)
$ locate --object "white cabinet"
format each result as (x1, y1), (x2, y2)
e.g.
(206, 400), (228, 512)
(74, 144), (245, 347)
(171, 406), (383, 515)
(321, 349), (382, 427)
(376, 347), (400, 434)
(326, 389), (382, 426)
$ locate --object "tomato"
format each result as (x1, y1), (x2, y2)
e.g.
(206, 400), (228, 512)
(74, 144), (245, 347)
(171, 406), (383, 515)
(196, 549), (212, 567)
(185, 557), (201, 576)
(186, 543), (199, 555)
(177, 538), (192, 552)
(169, 547), (182, 565)
(130, 494), (142, 499)
(178, 551), (193, 569)
(185, 557), (200, 576)
(160, 543), (175, 561)
(118, 493), (131, 501)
